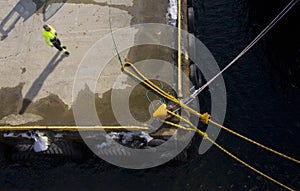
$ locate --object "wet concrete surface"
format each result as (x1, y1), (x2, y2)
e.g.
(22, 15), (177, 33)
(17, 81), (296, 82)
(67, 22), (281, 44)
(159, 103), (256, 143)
(0, 83), (23, 120)
(0, 0), (171, 126)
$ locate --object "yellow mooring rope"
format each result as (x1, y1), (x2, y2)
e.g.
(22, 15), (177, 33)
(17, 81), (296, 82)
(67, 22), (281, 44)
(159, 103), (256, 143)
(0, 126), (149, 131)
(122, 61), (299, 191)
(208, 119), (300, 164)
(177, 0), (182, 98)
(164, 110), (296, 191)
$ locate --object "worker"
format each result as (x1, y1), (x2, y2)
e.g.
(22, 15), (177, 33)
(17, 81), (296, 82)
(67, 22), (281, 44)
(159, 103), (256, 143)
(42, 24), (69, 55)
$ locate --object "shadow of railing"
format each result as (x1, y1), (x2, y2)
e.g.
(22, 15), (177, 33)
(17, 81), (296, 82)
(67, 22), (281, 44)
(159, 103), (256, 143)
(43, 0), (67, 22)
(0, 0), (67, 41)
(19, 51), (67, 114)
(0, 0), (43, 40)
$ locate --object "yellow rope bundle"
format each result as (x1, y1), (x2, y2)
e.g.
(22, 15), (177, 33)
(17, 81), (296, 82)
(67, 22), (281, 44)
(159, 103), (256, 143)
(122, 61), (298, 191)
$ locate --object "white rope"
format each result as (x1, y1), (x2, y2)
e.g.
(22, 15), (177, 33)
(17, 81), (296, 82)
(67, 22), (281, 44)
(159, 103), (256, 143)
(189, 0), (299, 101)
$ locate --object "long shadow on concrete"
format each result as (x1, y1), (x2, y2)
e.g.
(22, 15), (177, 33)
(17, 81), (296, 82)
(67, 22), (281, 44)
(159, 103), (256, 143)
(19, 51), (67, 114)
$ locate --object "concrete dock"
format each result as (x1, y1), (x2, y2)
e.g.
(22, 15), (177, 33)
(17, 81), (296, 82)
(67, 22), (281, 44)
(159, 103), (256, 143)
(0, 0), (172, 125)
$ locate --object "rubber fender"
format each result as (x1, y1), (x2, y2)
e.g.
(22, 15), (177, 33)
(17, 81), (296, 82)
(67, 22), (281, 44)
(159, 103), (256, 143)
(189, 63), (203, 89)
(148, 139), (166, 147)
(173, 149), (188, 162)
(11, 144), (37, 161)
(188, 7), (195, 33)
(11, 140), (84, 161)
(97, 145), (131, 157)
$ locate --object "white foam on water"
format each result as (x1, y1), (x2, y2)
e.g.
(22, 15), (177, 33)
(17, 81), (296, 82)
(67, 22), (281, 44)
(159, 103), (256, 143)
(168, 0), (178, 26)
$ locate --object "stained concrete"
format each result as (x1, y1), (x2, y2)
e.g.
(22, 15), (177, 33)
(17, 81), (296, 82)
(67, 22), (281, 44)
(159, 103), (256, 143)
(0, 0), (171, 125)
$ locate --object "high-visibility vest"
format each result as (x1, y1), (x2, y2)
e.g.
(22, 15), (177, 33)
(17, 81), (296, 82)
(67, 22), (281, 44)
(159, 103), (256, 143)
(42, 25), (57, 46)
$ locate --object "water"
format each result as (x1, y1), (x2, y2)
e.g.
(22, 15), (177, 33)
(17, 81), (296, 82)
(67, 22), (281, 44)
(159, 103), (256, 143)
(1, 0), (299, 190)
(191, 0), (300, 190)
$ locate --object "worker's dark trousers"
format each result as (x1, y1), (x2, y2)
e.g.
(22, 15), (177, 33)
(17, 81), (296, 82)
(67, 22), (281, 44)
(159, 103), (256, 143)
(50, 37), (63, 51)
